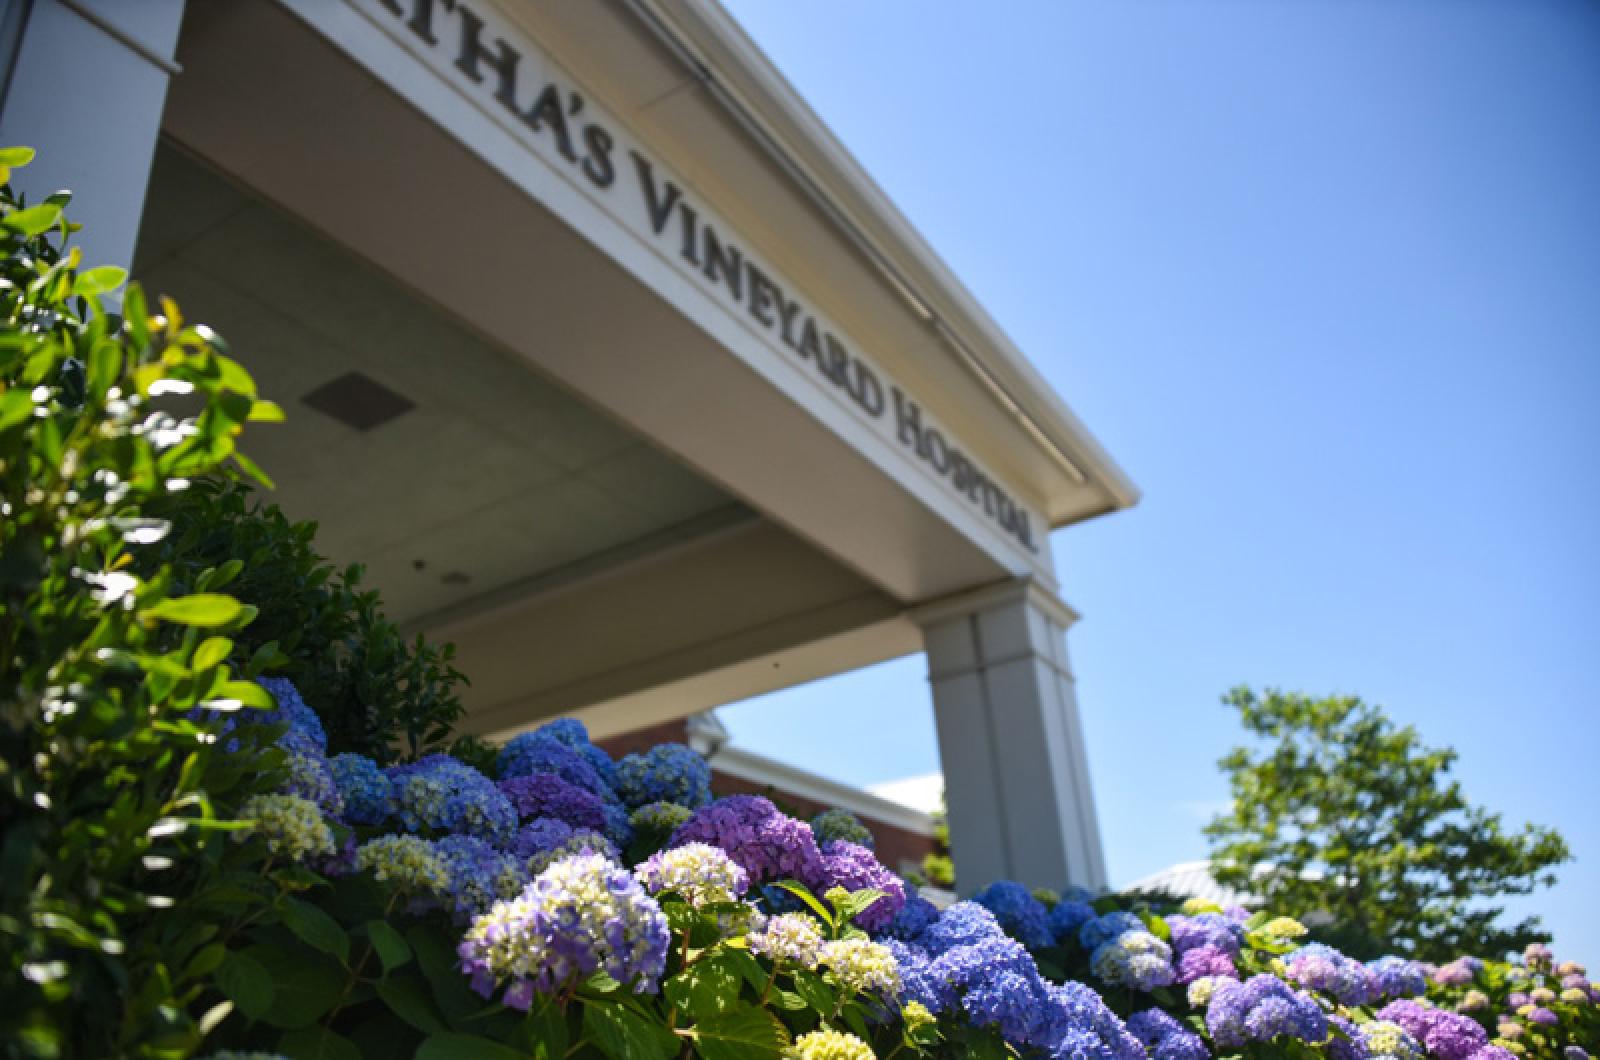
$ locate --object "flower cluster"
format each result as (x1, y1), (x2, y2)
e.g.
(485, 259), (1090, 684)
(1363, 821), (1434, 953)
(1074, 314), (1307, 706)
(818, 936), (901, 1001)
(1285, 942), (1379, 1005)
(1378, 1000), (1501, 1060)
(614, 743), (712, 809)
(667, 795), (824, 885)
(889, 901), (1144, 1059)
(1360, 1019), (1426, 1060)
(1091, 927), (1177, 991)
(496, 772), (608, 833)
(330, 752), (392, 825)
(435, 835), (525, 922)
(1128, 1008), (1209, 1060)
(972, 880), (1054, 949)
(387, 754), (516, 842)
(240, 793), (335, 862)
(524, 830), (619, 876)
(458, 852), (670, 1009)
(814, 841), (906, 932)
(355, 835), (451, 899)
(1368, 955), (1429, 1001)
(792, 1029), (875, 1060)
(1206, 974), (1328, 1048)
(748, 912), (825, 967)
(810, 808), (875, 850)
(633, 842), (748, 908)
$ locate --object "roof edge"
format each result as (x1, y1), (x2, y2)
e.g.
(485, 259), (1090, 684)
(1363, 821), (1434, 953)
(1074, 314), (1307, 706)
(618, 0), (1141, 519)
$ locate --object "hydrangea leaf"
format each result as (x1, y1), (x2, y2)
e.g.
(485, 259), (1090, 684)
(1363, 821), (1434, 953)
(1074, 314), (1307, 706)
(687, 1005), (789, 1060)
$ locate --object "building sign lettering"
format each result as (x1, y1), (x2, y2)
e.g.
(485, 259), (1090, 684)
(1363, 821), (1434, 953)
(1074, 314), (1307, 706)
(371, 0), (1037, 551)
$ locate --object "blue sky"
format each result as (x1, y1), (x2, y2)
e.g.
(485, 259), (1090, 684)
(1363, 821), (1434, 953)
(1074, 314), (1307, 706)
(716, 0), (1600, 961)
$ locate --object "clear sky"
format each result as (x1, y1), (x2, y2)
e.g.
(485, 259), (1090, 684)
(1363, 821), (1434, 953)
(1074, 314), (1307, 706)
(715, 0), (1600, 962)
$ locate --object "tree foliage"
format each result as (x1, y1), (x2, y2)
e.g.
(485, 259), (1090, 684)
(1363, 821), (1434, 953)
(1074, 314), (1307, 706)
(1205, 687), (1569, 962)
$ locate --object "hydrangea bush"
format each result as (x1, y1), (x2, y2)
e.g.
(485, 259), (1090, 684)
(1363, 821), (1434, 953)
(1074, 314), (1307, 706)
(3, 152), (1594, 1059)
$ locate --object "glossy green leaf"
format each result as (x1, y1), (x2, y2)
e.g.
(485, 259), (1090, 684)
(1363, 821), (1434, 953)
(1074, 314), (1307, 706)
(73, 265), (127, 297)
(214, 950), (275, 1021)
(141, 593), (243, 628)
(4, 202), (60, 236)
(583, 1002), (673, 1060)
(364, 918), (411, 976)
(688, 1006), (789, 1060)
(280, 896), (350, 963)
(0, 146), (36, 166)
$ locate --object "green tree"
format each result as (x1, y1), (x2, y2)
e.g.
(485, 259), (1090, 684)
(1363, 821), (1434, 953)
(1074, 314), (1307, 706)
(1204, 687), (1569, 962)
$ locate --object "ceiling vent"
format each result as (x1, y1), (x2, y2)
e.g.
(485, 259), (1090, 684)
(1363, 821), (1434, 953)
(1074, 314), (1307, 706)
(301, 371), (414, 432)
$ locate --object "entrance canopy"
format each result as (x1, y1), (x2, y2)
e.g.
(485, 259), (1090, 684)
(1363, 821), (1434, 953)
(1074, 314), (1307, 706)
(2, 0), (1136, 888)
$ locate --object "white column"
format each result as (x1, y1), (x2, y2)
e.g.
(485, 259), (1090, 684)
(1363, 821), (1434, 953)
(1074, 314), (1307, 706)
(0, 0), (187, 269)
(916, 578), (1107, 892)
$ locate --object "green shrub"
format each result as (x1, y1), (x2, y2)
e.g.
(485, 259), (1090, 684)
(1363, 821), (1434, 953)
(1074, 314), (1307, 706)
(0, 147), (286, 1057)
(144, 479), (468, 764)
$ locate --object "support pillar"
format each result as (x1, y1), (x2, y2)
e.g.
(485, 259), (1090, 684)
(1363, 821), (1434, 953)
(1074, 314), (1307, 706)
(0, 0), (187, 269)
(916, 578), (1107, 892)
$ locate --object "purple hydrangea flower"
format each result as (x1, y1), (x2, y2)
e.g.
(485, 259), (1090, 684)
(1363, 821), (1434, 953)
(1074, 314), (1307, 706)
(1177, 943), (1237, 984)
(1377, 1000), (1489, 1060)
(1285, 943), (1379, 1005)
(813, 840), (906, 933)
(457, 851), (669, 1007)
(1208, 975), (1328, 1048)
(497, 772), (608, 832)
(1434, 959), (1478, 986)
(973, 880), (1054, 949)
(667, 795), (823, 885)
(1168, 912), (1246, 956)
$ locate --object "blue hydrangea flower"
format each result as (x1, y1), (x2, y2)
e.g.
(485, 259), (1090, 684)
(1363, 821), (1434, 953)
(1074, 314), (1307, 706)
(1049, 899), (1096, 944)
(193, 676), (327, 754)
(810, 809), (875, 850)
(1368, 955), (1429, 1000)
(668, 795), (824, 885)
(884, 938), (950, 1013)
(497, 772), (608, 832)
(1207, 974), (1328, 1048)
(973, 880), (1054, 949)
(1079, 911), (1145, 952)
(330, 753), (391, 825)
(257, 677), (328, 750)
(1044, 981), (1146, 1060)
(1127, 1008), (1210, 1060)
(917, 901), (1006, 956)
(280, 738), (342, 817)
(458, 851), (670, 1008)
(435, 834), (526, 922)
(519, 718), (618, 788)
(884, 887), (940, 942)
(496, 731), (612, 800)
(386, 754), (516, 842)
(599, 799), (634, 849)
(615, 743), (711, 809)
(813, 840), (906, 933)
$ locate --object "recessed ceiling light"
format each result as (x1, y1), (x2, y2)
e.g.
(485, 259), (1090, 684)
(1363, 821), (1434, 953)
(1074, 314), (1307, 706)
(301, 371), (414, 432)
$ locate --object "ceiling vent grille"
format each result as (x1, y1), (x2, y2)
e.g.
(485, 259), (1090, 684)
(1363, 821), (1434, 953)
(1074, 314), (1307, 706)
(301, 371), (415, 432)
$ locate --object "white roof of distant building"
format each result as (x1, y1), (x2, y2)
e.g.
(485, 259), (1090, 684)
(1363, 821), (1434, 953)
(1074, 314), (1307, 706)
(867, 773), (945, 816)
(1121, 860), (1254, 907)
